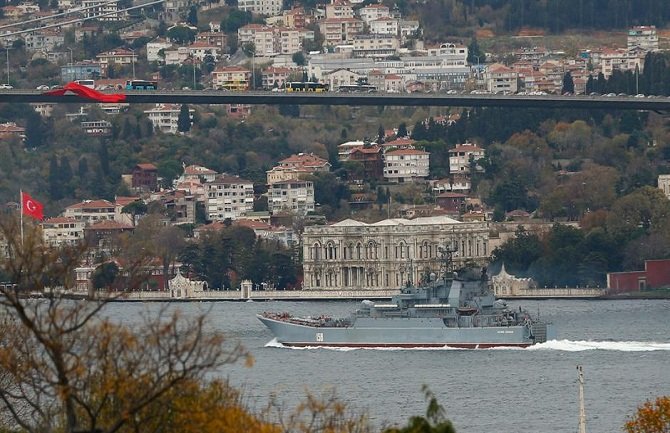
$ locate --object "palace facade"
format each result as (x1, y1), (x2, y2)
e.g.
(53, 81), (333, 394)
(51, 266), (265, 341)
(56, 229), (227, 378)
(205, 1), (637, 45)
(302, 216), (490, 290)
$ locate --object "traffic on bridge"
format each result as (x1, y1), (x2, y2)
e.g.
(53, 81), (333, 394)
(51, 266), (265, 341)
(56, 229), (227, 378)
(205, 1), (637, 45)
(1, 85), (669, 110)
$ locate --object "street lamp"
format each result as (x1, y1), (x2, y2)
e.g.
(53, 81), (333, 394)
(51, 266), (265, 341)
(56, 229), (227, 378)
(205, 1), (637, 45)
(128, 47), (135, 79)
(4, 47), (11, 85)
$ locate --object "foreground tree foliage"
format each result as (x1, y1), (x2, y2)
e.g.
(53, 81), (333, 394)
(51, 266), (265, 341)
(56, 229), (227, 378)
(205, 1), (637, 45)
(0, 215), (250, 433)
(0, 214), (458, 433)
(625, 396), (670, 433)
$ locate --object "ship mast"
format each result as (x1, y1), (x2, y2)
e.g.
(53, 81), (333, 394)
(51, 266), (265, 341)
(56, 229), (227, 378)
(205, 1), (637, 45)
(577, 365), (586, 433)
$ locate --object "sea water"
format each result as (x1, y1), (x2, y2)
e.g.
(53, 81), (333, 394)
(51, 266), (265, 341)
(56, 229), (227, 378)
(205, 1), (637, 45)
(108, 299), (670, 433)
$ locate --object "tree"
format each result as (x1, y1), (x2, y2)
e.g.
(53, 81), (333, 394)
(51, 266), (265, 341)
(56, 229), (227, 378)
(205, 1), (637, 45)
(467, 37), (484, 65)
(562, 71), (575, 94)
(178, 104), (192, 133)
(167, 26), (197, 44)
(0, 215), (247, 433)
(24, 112), (44, 148)
(625, 396), (670, 433)
(397, 122), (408, 137)
(186, 5), (198, 26)
(383, 385), (455, 433)
(292, 51), (306, 66)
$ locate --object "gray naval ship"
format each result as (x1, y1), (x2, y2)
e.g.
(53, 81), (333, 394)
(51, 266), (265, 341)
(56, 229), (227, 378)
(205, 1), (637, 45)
(258, 246), (556, 348)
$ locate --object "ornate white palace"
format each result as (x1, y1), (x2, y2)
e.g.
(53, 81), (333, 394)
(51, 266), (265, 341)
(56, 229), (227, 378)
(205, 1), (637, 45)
(302, 216), (490, 290)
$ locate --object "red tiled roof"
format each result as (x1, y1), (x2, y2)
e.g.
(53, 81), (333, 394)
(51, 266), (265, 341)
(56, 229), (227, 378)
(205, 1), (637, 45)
(450, 143), (484, 153)
(135, 163), (157, 171)
(115, 196), (141, 206)
(42, 217), (78, 224)
(386, 148), (429, 155)
(66, 200), (115, 210)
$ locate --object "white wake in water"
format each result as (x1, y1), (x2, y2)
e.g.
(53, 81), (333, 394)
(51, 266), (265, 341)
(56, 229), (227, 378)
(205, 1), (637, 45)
(528, 339), (670, 352)
(264, 338), (670, 352)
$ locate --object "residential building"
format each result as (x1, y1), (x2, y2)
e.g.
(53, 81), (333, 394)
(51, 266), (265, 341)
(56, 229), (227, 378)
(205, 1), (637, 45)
(41, 217), (85, 247)
(302, 216), (490, 290)
(352, 34), (399, 58)
(144, 104), (194, 134)
(82, 0), (126, 21)
(358, 4), (390, 24)
(348, 145), (383, 180)
(268, 179), (315, 215)
(146, 38), (173, 62)
(61, 62), (102, 82)
(383, 148), (430, 183)
(337, 140), (367, 161)
(427, 42), (468, 59)
(187, 41), (220, 62)
(205, 175), (255, 221)
(399, 20), (420, 41)
(449, 143), (485, 173)
(436, 192), (466, 213)
(659, 174), (670, 199)
(325, 68), (367, 90)
(0, 122), (25, 140)
(266, 152), (331, 184)
(282, 7), (306, 28)
(96, 49), (138, 77)
(81, 120), (113, 136)
(485, 63), (518, 93)
(31, 103), (56, 118)
(599, 48), (644, 79)
(262, 66), (293, 89)
(131, 163), (158, 192)
(152, 190), (196, 225)
(369, 17), (399, 36)
(325, 1), (353, 19)
(163, 46), (190, 65)
(84, 220), (134, 251)
(63, 200), (132, 225)
(319, 18), (364, 45)
(196, 31), (228, 52)
(211, 66), (251, 90)
(627, 26), (658, 52)
(178, 164), (218, 184)
(433, 173), (471, 193)
(24, 30), (64, 52)
(237, 0), (283, 16)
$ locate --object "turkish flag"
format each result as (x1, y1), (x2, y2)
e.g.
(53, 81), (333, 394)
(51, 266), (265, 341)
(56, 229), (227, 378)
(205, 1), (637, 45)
(21, 192), (44, 221)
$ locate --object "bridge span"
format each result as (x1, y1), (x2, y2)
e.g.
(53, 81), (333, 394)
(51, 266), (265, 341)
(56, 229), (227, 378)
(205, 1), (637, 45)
(1, 89), (669, 110)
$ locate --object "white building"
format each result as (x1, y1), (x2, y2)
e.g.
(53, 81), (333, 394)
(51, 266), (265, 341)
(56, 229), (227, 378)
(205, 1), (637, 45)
(383, 148), (430, 183)
(302, 216), (490, 290)
(146, 38), (173, 62)
(358, 4), (390, 24)
(237, 0), (283, 16)
(448, 143), (485, 174)
(81, 0), (126, 21)
(144, 104), (194, 134)
(485, 63), (518, 93)
(658, 174), (670, 199)
(42, 217), (85, 247)
(24, 31), (64, 52)
(205, 175), (255, 221)
(63, 200), (132, 225)
(268, 179), (315, 215)
(599, 48), (644, 79)
(627, 26), (658, 52)
(352, 34), (399, 58)
(369, 17), (399, 36)
(325, 1), (354, 19)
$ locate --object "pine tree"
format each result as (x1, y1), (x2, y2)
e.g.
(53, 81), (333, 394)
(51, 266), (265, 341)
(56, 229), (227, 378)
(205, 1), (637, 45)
(397, 122), (408, 137)
(186, 5), (198, 26)
(562, 71), (575, 94)
(24, 113), (44, 148)
(177, 104), (192, 133)
(377, 125), (385, 144)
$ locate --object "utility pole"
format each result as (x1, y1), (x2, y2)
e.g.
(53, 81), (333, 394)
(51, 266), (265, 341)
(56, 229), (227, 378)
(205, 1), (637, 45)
(577, 365), (586, 433)
(129, 48), (135, 79)
(192, 56), (196, 89)
(5, 48), (10, 85)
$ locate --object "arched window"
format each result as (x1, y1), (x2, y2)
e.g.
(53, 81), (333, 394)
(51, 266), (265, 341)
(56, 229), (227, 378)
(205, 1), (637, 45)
(312, 243), (321, 260)
(356, 243), (362, 260)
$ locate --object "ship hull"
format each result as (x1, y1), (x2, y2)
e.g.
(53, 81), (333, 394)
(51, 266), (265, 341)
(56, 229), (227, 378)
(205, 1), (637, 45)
(258, 315), (550, 348)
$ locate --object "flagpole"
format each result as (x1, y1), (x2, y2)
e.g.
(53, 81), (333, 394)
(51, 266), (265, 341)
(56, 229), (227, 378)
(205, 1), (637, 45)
(19, 189), (23, 246)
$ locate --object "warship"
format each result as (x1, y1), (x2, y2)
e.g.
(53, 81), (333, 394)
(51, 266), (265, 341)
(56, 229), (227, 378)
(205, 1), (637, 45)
(258, 245), (556, 348)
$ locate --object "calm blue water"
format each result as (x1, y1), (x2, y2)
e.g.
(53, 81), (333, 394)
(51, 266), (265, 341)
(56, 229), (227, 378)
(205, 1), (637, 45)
(109, 299), (670, 433)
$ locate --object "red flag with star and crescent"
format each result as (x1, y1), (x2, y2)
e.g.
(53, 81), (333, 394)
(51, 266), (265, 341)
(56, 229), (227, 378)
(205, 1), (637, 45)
(21, 192), (44, 221)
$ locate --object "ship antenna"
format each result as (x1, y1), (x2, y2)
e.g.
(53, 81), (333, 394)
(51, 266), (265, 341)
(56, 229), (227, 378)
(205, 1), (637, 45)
(577, 365), (587, 433)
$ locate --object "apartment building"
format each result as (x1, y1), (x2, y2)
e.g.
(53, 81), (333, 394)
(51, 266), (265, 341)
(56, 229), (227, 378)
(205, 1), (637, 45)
(237, 0), (283, 16)
(358, 4), (390, 23)
(144, 104), (194, 134)
(268, 179), (315, 215)
(485, 63), (518, 93)
(205, 175), (255, 221)
(211, 66), (251, 90)
(319, 18), (364, 45)
(448, 143), (485, 173)
(383, 148), (430, 183)
(82, 0), (126, 21)
(627, 26), (658, 52)
(42, 217), (85, 247)
(352, 34), (399, 58)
